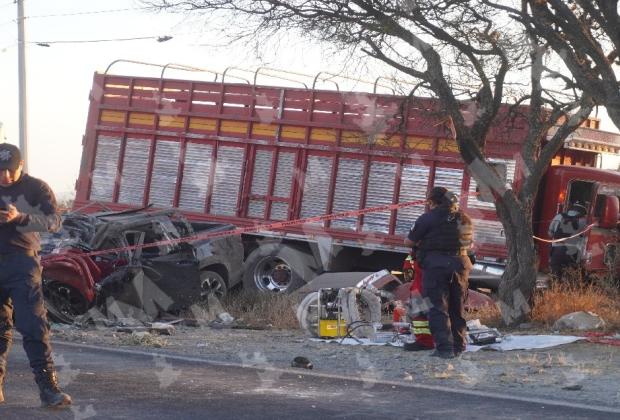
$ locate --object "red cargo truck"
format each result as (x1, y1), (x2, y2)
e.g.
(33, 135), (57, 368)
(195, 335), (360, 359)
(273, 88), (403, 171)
(73, 63), (620, 293)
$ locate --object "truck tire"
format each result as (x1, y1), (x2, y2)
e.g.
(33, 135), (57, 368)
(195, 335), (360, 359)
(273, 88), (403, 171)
(243, 244), (316, 293)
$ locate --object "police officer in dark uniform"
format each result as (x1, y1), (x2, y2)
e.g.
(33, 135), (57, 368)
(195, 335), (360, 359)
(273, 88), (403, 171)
(0, 143), (71, 407)
(405, 187), (473, 359)
(548, 202), (587, 281)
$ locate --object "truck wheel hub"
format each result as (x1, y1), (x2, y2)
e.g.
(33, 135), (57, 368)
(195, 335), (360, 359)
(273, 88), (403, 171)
(254, 257), (292, 292)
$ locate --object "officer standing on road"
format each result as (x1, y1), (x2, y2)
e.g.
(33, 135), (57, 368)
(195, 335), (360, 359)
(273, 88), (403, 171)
(404, 187), (473, 359)
(0, 143), (71, 407)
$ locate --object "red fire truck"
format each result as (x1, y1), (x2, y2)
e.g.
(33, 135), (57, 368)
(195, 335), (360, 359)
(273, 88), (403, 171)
(72, 62), (620, 293)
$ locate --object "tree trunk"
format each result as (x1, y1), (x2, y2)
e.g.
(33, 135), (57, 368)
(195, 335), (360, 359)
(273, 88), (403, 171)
(496, 200), (538, 326)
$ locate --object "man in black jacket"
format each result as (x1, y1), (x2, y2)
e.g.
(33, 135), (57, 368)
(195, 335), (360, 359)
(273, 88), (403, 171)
(406, 187), (473, 359)
(0, 143), (71, 407)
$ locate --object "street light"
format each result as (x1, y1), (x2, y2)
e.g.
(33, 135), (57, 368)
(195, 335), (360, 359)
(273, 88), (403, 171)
(17, 0), (28, 171)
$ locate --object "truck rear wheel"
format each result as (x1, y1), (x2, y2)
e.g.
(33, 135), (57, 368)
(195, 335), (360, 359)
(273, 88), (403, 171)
(243, 244), (316, 293)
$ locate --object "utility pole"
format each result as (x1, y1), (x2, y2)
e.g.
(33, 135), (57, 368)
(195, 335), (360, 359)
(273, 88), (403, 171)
(17, 0), (28, 171)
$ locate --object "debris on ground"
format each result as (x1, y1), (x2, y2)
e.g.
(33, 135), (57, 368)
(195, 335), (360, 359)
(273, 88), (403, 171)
(466, 319), (502, 345)
(291, 356), (313, 370)
(553, 311), (606, 331)
(207, 293), (236, 326)
(584, 332), (620, 347)
(115, 322), (176, 336)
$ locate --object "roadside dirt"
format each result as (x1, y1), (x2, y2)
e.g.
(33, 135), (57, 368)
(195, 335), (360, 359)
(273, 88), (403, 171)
(50, 324), (620, 408)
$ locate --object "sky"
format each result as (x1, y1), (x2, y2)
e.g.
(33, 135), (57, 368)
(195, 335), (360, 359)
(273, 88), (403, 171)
(0, 0), (350, 199)
(0, 0), (618, 199)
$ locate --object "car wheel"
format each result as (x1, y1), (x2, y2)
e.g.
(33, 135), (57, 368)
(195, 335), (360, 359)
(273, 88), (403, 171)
(43, 280), (89, 324)
(243, 244), (316, 293)
(200, 270), (227, 300)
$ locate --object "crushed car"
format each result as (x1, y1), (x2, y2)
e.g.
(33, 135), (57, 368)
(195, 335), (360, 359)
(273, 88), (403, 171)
(40, 208), (244, 324)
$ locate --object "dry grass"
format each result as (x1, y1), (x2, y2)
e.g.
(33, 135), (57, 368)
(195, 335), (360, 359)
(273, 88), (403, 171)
(117, 332), (168, 348)
(206, 276), (619, 332)
(531, 281), (620, 329)
(222, 291), (300, 330)
(465, 302), (502, 327)
(464, 272), (620, 330)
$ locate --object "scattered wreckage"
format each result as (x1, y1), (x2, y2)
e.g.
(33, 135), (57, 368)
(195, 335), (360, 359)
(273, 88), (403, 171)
(295, 270), (499, 344)
(41, 207), (498, 343)
(40, 208), (244, 324)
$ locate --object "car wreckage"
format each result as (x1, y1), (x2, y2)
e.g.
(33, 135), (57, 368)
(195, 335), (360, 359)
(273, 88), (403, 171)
(40, 208), (244, 324)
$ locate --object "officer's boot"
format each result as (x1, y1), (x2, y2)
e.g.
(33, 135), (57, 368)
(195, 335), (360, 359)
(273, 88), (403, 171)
(0, 334), (9, 404)
(0, 369), (4, 404)
(34, 368), (72, 408)
(0, 358), (7, 404)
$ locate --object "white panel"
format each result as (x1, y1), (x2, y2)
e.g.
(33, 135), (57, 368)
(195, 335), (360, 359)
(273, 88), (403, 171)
(118, 138), (151, 206)
(273, 152), (295, 198)
(248, 199), (266, 218)
(363, 162), (397, 233)
(396, 164), (431, 235)
(467, 159), (516, 210)
(433, 166), (463, 192)
(179, 142), (213, 212)
(251, 150), (273, 196)
(270, 201), (289, 220)
(148, 140), (180, 208)
(211, 146), (245, 216)
(332, 158), (364, 230)
(90, 135), (121, 202)
(300, 156), (333, 221)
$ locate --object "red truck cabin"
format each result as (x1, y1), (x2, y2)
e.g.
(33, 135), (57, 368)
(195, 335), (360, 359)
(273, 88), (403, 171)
(537, 165), (620, 274)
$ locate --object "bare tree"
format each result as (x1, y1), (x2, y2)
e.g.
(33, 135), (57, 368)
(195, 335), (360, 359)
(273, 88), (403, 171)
(146, 0), (593, 325)
(489, 0), (620, 131)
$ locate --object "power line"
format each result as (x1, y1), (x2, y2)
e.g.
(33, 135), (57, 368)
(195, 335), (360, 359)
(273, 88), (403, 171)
(25, 6), (155, 19)
(0, 6), (155, 26)
(31, 35), (173, 46)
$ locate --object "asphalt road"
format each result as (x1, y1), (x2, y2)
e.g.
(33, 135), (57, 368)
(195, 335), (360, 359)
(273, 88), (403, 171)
(0, 341), (618, 419)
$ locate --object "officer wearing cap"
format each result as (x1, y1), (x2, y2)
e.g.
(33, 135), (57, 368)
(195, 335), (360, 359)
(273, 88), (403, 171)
(0, 143), (71, 407)
(405, 186), (473, 359)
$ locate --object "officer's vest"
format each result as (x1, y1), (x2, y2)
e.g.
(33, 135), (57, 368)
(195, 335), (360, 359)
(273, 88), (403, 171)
(551, 213), (583, 249)
(552, 213), (581, 240)
(419, 211), (473, 254)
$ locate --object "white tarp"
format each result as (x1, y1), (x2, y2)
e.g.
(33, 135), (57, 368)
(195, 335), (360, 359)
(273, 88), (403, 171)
(311, 334), (584, 352)
(467, 335), (584, 352)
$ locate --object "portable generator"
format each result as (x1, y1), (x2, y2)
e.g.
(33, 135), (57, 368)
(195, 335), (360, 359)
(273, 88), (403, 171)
(317, 288), (347, 338)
